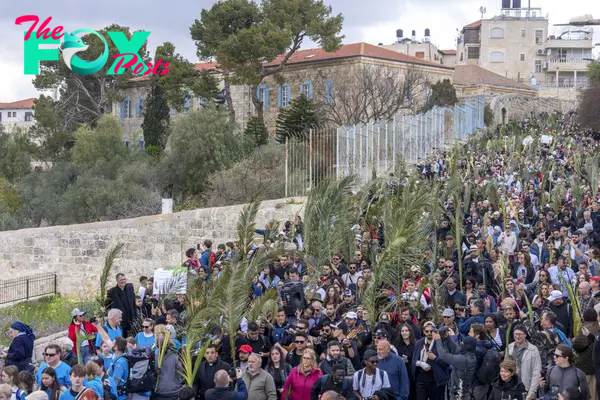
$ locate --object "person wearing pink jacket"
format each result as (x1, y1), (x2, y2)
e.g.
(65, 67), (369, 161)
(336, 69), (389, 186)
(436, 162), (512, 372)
(280, 349), (322, 400)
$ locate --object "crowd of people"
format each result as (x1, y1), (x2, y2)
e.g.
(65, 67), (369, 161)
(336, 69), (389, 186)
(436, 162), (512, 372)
(1, 112), (600, 400)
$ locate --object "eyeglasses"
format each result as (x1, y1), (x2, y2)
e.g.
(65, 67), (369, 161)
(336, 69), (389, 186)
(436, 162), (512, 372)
(297, 326), (307, 330)
(368, 359), (378, 364)
(554, 353), (565, 358)
(332, 258), (340, 261)
(424, 330), (433, 334)
(295, 340), (306, 344)
(443, 316), (453, 319)
(143, 325), (152, 328)
(44, 353), (58, 357)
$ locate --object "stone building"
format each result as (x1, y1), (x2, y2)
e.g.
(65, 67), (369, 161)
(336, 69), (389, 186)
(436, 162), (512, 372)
(456, 1), (594, 90)
(112, 42), (455, 135)
(454, 65), (538, 98)
(0, 98), (35, 134)
(381, 29), (457, 66)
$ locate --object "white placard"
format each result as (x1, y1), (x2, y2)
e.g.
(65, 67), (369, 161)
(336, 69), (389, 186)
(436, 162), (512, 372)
(162, 199), (173, 214)
(540, 135), (553, 145)
(154, 267), (187, 294)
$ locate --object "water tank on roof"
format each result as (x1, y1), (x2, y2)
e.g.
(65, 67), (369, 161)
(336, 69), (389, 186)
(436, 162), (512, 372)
(411, 30), (416, 41)
(425, 28), (430, 37)
(396, 29), (404, 40)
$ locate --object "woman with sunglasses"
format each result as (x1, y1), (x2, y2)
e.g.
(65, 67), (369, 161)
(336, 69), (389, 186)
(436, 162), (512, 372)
(281, 348), (322, 400)
(540, 344), (589, 400)
(134, 319), (155, 351)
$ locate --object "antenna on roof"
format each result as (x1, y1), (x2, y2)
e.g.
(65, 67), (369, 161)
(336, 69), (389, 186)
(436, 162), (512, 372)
(479, 6), (487, 20)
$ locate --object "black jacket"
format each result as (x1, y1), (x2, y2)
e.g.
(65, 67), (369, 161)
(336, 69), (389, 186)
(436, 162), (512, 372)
(205, 379), (247, 400)
(488, 375), (526, 400)
(195, 359), (231, 399)
(106, 283), (137, 334)
(549, 301), (573, 338)
(309, 375), (355, 400)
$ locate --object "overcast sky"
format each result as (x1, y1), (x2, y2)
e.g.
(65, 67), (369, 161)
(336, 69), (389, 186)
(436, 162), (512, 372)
(1, 0), (599, 102)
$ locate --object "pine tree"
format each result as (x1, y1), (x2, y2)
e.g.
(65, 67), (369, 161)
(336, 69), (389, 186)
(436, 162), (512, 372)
(141, 80), (171, 149)
(244, 116), (268, 147)
(422, 79), (458, 112)
(275, 94), (321, 142)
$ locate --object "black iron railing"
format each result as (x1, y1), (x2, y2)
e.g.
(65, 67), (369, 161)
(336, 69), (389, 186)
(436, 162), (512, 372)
(0, 273), (57, 304)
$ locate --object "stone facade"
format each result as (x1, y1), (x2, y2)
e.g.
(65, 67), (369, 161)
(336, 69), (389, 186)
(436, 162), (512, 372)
(113, 42), (455, 135)
(488, 94), (571, 124)
(0, 198), (304, 295)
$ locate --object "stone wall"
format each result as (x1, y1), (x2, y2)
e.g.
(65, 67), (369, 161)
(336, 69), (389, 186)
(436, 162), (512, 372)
(0, 198), (305, 295)
(488, 94), (573, 124)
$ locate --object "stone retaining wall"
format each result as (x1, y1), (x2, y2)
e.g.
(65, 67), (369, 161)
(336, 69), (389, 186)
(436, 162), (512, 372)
(489, 94), (573, 124)
(0, 198), (305, 295)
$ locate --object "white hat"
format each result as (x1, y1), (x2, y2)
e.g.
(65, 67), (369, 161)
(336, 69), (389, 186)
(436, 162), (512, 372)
(547, 290), (563, 302)
(345, 311), (358, 319)
(71, 308), (85, 318)
(442, 308), (455, 317)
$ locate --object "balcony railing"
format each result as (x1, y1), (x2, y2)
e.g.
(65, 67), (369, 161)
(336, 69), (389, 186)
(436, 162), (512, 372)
(547, 57), (590, 64)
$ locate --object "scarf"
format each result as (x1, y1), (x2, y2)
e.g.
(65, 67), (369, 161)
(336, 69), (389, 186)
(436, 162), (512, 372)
(10, 322), (35, 340)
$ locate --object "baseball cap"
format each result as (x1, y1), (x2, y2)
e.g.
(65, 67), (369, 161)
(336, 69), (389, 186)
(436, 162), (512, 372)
(343, 289), (353, 296)
(239, 344), (253, 354)
(379, 312), (391, 323)
(547, 290), (563, 302)
(442, 308), (455, 317)
(469, 245), (478, 252)
(71, 308), (85, 318)
(410, 265), (421, 273)
(345, 311), (358, 320)
(493, 211), (500, 216)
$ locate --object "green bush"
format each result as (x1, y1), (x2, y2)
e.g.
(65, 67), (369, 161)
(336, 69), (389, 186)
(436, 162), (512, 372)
(484, 103), (494, 127)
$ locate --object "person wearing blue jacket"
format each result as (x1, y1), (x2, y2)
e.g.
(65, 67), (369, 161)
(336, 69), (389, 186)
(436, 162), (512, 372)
(376, 339), (409, 400)
(458, 299), (487, 336)
(411, 322), (449, 400)
(1, 322), (35, 372)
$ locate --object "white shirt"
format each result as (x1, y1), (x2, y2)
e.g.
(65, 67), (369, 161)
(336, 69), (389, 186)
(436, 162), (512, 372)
(353, 368), (391, 397)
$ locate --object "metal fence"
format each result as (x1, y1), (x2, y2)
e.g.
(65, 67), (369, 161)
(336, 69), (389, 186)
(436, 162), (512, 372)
(337, 96), (485, 184)
(284, 128), (338, 197)
(284, 96), (485, 193)
(0, 273), (57, 305)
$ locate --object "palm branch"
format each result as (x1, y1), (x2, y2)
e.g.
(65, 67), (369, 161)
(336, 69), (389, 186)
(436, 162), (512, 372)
(585, 154), (600, 200)
(179, 336), (212, 387)
(248, 290), (279, 323)
(236, 200), (260, 262)
(96, 243), (124, 314)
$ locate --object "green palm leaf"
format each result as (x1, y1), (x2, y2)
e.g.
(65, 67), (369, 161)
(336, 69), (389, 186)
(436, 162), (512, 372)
(96, 243), (124, 314)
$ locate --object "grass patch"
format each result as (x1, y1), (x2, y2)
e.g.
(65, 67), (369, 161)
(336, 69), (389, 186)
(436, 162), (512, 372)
(0, 295), (100, 347)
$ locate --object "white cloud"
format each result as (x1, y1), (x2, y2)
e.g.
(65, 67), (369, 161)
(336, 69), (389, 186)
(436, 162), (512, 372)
(1, 0), (599, 102)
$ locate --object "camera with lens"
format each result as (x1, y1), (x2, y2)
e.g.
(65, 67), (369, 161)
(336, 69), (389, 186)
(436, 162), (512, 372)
(550, 385), (559, 400)
(437, 325), (449, 338)
(228, 367), (237, 380)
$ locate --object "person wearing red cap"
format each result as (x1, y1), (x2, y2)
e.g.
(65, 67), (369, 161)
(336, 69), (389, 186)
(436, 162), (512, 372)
(238, 345), (253, 371)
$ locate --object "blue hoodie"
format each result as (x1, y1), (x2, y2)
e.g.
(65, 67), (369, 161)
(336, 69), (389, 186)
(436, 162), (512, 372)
(458, 313), (487, 336)
(378, 351), (409, 400)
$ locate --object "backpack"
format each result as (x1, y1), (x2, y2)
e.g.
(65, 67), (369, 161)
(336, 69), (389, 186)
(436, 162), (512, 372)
(109, 349), (157, 394)
(124, 349), (157, 394)
(476, 347), (501, 385)
(271, 325), (287, 344)
(102, 377), (117, 400)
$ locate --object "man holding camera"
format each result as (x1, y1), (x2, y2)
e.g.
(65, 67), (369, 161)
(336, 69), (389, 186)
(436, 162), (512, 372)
(204, 369), (248, 400)
(412, 322), (449, 400)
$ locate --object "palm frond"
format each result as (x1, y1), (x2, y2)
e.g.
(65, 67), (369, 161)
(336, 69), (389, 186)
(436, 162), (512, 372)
(97, 243), (124, 314)
(179, 337), (212, 387)
(248, 290), (279, 323)
(237, 200), (260, 262)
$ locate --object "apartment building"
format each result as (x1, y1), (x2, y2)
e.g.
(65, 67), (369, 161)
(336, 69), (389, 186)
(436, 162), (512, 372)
(0, 98), (35, 134)
(456, 0), (594, 89)
(381, 29), (457, 66)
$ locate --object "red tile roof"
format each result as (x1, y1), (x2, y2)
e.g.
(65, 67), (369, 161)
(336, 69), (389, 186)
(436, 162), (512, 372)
(464, 20), (482, 29)
(0, 98), (35, 109)
(129, 62), (220, 82)
(263, 42), (453, 70)
(454, 65), (534, 90)
(440, 49), (457, 55)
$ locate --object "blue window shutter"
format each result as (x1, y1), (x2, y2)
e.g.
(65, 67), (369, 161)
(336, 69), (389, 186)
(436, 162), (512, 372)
(256, 85), (262, 100)
(307, 80), (313, 100)
(265, 88), (269, 109)
(139, 97), (144, 115)
(135, 99), (141, 117)
(278, 87), (282, 108)
(325, 77), (333, 104)
(120, 101), (125, 118)
(286, 85), (291, 105)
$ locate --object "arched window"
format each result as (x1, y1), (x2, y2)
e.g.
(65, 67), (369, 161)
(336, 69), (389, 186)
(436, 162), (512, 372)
(490, 27), (505, 39)
(256, 83), (269, 109)
(325, 77), (334, 105)
(278, 84), (291, 107)
(300, 80), (313, 100)
(490, 51), (505, 63)
(120, 96), (130, 118)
